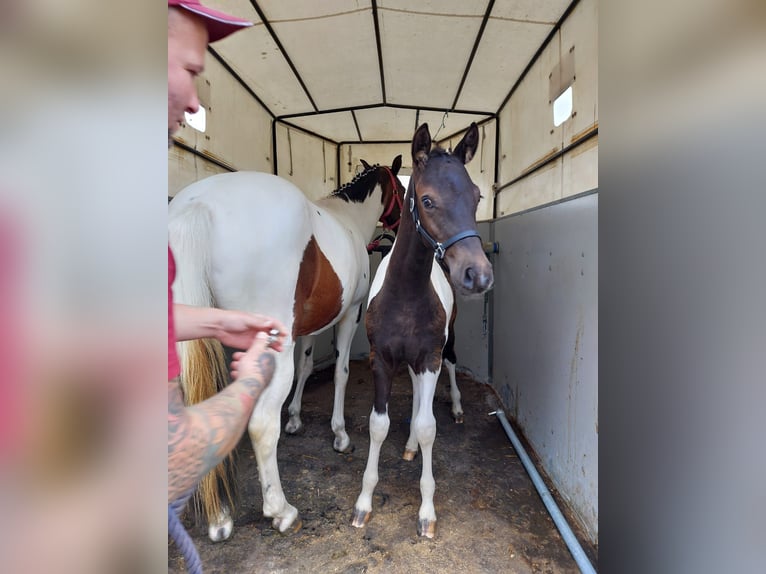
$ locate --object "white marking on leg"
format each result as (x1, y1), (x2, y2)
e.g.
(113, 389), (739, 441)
(443, 358), (463, 421)
(248, 344), (299, 532)
(207, 505), (233, 542)
(331, 312), (358, 452)
(412, 370), (439, 527)
(353, 407), (390, 518)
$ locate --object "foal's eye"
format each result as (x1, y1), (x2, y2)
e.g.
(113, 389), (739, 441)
(422, 197), (434, 209)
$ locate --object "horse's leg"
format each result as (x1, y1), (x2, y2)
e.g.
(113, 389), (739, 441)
(411, 368), (439, 538)
(352, 357), (393, 528)
(331, 307), (361, 453)
(442, 324), (463, 423)
(248, 341), (301, 533)
(285, 335), (314, 434)
(403, 366), (420, 460)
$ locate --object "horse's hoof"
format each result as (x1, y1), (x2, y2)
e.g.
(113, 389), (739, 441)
(453, 413), (464, 424)
(402, 448), (417, 461)
(417, 518), (437, 539)
(351, 508), (371, 528)
(284, 418), (304, 435)
(334, 437), (354, 454)
(208, 515), (234, 542)
(272, 515), (302, 534)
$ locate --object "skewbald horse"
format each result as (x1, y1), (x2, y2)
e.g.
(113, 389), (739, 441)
(169, 159), (405, 541)
(352, 122), (493, 538)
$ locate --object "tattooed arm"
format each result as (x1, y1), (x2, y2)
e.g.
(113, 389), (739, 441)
(168, 332), (277, 503)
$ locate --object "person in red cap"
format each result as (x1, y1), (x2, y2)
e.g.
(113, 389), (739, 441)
(167, 0), (281, 520)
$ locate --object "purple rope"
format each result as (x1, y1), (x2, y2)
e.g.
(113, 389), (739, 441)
(168, 493), (202, 574)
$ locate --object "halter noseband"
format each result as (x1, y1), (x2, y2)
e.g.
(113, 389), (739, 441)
(409, 190), (480, 261)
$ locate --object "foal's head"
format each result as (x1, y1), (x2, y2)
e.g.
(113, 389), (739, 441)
(409, 122), (493, 297)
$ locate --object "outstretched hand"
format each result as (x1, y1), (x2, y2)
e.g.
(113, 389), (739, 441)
(214, 309), (287, 352)
(173, 304), (287, 352)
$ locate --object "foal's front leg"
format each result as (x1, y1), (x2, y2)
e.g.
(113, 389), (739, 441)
(352, 357), (393, 527)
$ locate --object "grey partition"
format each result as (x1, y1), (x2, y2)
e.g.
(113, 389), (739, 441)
(491, 191), (598, 543)
(452, 221), (492, 382)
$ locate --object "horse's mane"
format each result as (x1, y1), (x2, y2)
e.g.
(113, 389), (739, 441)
(331, 164), (381, 203)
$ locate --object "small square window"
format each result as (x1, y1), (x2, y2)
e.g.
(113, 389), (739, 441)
(553, 86), (573, 127)
(184, 106), (206, 133)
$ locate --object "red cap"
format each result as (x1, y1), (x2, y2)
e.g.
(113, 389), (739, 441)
(168, 0), (253, 43)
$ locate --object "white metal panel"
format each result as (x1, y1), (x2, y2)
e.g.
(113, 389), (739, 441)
(168, 145), (229, 198)
(276, 124), (337, 200)
(286, 112), (359, 143)
(211, 11), (314, 115)
(339, 143), (410, 185)
(496, 159), (563, 217)
(457, 19), (554, 111)
(492, 0), (569, 22)
(379, 6), (484, 108)
(354, 107), (418, 142)
(419, 110), (491, 142)
(505, 30), (561, 180)
(171, 55), (273, 169)
(560, 0), (598, 145)
(270, 8), (382, 109)
(562, 136), (598, 199)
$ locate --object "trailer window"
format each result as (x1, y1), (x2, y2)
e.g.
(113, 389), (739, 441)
(184, 106), (206, 133)
(553, 86), (573, 127)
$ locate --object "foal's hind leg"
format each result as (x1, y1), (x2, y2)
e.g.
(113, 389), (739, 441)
(403, 366), (421, 460)
(285, 336), (315, 434)
(442, 325), (464, 423)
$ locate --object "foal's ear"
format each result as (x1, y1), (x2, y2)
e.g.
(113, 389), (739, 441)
(391, 154), (402, 175)
(453, 122), (479, 165)
(360, 159), (372, 170)
(411, 123), (431, 169)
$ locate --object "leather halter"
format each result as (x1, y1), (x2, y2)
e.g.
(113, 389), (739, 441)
(409, 187), (480, 261)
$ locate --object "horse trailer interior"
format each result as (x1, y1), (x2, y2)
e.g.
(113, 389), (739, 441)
(169, 1), (598, 571)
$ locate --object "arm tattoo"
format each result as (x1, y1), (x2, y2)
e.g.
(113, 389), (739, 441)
(168, 350), (276, 503)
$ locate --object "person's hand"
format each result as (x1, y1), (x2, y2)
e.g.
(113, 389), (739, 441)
(213, 309), (287, 352)
(229, 332), (278, 385)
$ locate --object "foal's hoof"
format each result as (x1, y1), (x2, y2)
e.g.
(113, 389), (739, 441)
(402, 448), (417, 461)
(284, 418), (304, 435)
(417, 518), (437, 539)
(351, 508), (371, 528)
(334, 437), (354, 454)
(272, 515), (303, 534)
(452, 413), (465, 424)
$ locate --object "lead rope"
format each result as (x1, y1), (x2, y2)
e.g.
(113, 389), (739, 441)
(169, 492), (203, 574)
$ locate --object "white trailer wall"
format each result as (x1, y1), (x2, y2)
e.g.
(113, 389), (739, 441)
(168, 51), (273, 196)
(489, 0), (599, 544)
(495, 0), (598, 216)
(275, 124), (337, 200)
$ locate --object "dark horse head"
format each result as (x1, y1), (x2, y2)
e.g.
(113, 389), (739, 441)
(409, 122), (493, 297)
(360, 155), (405, 232)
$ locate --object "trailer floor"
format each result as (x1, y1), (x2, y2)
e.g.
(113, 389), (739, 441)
(169, 360), (596, 574)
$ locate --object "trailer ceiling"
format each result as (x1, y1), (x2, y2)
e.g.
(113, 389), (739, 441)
(205, 0), (573, 143)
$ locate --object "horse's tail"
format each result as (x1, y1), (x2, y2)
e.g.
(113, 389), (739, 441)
(169, 203), (239, 526)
